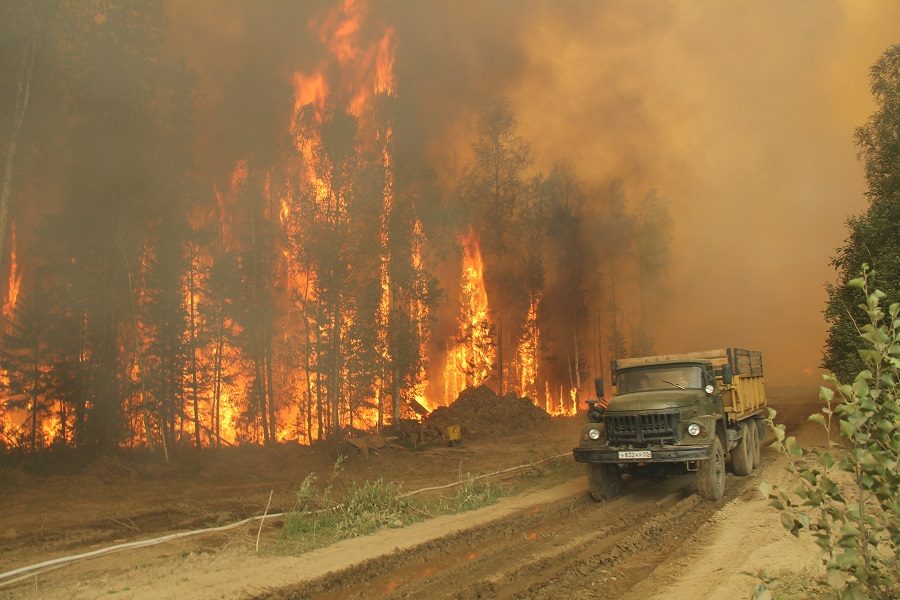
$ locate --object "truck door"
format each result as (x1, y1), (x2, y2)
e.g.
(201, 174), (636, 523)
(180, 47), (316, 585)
(704, 365), (723, 413)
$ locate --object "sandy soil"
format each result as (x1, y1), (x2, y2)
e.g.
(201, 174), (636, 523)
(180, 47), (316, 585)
(0, 389), (825, 599)
(628, 400), (828, 600)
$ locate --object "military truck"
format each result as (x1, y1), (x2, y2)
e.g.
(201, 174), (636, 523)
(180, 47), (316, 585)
(573, 348), (767, 501)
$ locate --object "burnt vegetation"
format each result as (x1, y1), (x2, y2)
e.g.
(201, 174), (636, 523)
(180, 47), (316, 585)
(0, 0), (672, 458)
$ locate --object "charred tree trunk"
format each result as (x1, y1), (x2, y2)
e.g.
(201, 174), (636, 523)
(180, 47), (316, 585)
(58, 399), (67, 446)
(116, 232), (155, 457)
(574, 329), (581, 392)
(247, 179), (269, 444)
(30, 345), (39, 451)
(0, 40), (35, 280)
(301, 298), (315, 445)
(254, 356), (269, 443)
(331, 303), (342, 437)
(377, 372), (385, 431)
(497, 316), (504, 395)
(161, 354), (173, 456)
(265, 341), (276, 441)
(188, 249), (200, 448)
(214, 326), (224, 447)
(314, 303), (324, 442)
(74, 311), (87, 446)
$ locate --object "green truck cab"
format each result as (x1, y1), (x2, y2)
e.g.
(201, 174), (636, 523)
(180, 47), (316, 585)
(573, 348), (767, 501)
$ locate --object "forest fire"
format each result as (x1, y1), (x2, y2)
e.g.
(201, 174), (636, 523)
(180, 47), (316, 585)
(0, 0), (683, 454)
(2, 5), (899, 599)
(442, 234), (494, 405)
(514, 294), (540, 402)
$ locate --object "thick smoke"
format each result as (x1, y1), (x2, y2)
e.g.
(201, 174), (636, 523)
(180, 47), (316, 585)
(163, 0), (900, 386)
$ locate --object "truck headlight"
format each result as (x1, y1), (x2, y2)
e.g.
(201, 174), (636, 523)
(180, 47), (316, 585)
(588, 428), (601, 440)
(687, 423), (701, 436)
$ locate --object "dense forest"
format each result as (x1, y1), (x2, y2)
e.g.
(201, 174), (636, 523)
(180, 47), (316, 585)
(823, 44), (900, 382)
(0, 0), (671, 454)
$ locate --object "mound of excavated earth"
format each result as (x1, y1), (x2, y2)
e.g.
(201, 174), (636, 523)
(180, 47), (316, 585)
(424, 385), (549, 437)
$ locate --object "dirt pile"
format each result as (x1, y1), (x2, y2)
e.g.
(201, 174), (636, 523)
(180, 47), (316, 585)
(424, 386), (549, 438)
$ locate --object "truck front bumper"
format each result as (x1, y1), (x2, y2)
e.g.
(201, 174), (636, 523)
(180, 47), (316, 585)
(573, 445), (710, 464)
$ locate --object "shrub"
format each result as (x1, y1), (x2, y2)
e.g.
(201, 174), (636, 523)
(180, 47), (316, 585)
(757, 266), (899, 599)
(450, 472), (499, 512)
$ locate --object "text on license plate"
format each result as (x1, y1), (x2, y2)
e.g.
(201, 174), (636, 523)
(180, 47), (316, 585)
(618, 450), (651, 459)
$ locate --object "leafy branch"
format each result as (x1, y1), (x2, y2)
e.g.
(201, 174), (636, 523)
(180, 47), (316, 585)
(756, 265), (899, 599)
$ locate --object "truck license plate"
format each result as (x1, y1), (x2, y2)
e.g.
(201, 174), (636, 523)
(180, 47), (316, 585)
(618, 450), (651, 459)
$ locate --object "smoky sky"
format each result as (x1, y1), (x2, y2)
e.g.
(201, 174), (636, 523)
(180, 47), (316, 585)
(163, 0), (900, 386)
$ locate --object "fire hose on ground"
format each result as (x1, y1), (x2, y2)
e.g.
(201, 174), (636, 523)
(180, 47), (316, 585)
(0, 451), (575, 588)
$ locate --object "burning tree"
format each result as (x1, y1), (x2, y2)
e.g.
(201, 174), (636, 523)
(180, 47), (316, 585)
(459, 99), (533, 397)
(442, 234), (496, 404)
(0, 0), (672, 454)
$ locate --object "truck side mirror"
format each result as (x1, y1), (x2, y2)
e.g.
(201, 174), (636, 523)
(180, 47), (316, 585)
(594, 377), (605, 399)
(722, 364), (733, 385)
(586, 399), (605, 422)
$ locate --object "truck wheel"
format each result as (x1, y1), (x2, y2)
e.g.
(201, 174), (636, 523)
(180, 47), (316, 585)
(588, 463), (622, 501)
(698, 437), (726, 500)
(749, 420), (761, 468)
(731, 423), (753, 476)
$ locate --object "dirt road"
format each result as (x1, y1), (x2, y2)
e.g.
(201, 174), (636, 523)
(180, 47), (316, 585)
(0, 390), (823, 599)
(254, 443), (797, 599)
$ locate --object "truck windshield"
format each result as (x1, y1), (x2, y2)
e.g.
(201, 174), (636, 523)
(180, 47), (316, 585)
(616, 365), (703, 394)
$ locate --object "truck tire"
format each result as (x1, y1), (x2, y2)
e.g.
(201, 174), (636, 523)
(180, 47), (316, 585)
(749, 420), (761, 468)
(731, 422), (753, 476)
(588, 463), (622, 501)
(698, 436), (726, 500)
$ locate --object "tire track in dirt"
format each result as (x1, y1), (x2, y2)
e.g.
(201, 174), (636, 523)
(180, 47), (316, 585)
(251, 455), (773, 600)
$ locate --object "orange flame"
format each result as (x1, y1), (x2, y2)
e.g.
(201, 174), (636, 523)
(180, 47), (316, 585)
(3, 223), (22, 323)
(515, 294), (540, 403)
(374, 27), (396, 96)
(442, 233), (494, 403)
(292, 71), (328, 119)
(411, 217), (430, 409)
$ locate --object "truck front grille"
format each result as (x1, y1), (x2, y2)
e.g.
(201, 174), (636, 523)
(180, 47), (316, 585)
(606, 411), (679, 445)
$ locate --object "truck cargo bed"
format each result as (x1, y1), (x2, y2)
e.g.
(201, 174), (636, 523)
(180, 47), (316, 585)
(614, 348), (763, 376)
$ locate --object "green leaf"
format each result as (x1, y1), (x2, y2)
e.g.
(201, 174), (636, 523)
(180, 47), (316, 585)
(773, 426), (785, 442)
(826, 568), (847, 588)
(820, 386), (835, 402)
(759, 481), (773, 498)
(835, 548), (860, 568)
(821, 451), (835, 469)
(751, 585), (772, 600)
(808, 413), (826, 426)
(840, 420), (857, 438)
(785, 436), (803, 457)
(857, 349), (881, 364)
(848, 277), (865, 289)
(780, 512), (796, 534)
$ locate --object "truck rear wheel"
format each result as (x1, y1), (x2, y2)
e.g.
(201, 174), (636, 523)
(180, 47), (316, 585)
(749, 420), (761, 468)
(588, 463), (622, 501)
(698, 437), (725, 500)
(731, 422), (753, 476)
